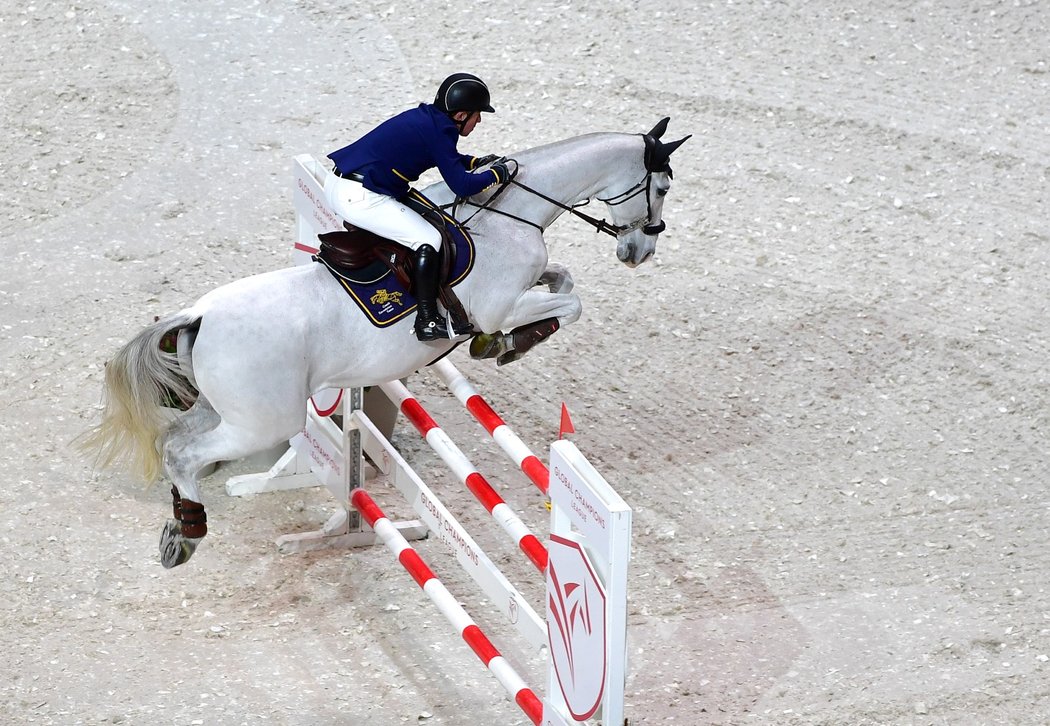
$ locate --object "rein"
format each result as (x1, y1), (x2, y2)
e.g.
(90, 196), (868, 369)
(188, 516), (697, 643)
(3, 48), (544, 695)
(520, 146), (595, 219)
(454, 160), (664, 239)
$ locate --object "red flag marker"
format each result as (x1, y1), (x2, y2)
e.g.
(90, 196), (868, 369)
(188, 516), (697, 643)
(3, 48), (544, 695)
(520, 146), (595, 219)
(558, 403), (575, 439)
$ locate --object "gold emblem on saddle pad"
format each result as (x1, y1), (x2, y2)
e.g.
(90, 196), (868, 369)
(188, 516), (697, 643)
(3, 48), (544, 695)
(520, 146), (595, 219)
(370, 289), (404, 307)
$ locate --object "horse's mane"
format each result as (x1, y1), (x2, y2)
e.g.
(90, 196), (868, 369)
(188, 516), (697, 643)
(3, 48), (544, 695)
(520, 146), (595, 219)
(506, 131), (628, 163)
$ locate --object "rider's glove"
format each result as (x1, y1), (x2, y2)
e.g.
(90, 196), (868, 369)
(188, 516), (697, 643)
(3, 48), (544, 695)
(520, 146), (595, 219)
(490, 161), (511, 185)
(470, 154), (499, 170)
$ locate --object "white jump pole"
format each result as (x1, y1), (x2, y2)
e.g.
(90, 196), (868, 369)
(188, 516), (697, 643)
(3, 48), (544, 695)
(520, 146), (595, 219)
(349, 406), (549, 652)
(430, 358), (550, 494)
(379, 378), (549, 573)
(352, 488), (544, 726)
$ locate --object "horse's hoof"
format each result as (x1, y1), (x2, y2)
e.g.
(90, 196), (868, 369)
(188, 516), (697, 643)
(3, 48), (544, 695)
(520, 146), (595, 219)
(159, 519), (198, 568)
(470, 332), (509, 360)
(496, 350), (525, 366)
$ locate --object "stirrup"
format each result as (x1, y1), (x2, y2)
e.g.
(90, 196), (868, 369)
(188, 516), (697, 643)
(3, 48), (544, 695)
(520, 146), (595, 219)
(415, 317), (450, 341)
(450, 314), (475, 336)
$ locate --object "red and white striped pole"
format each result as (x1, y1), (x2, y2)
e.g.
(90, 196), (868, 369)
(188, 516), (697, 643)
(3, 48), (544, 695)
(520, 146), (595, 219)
(431, 359), (550, 494)
(378, 379), (548, 573)
(351, 488), (544, 726)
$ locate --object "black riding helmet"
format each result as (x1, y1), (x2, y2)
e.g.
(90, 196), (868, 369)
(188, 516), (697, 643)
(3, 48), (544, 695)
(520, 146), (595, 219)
(434, 73), (495, 115)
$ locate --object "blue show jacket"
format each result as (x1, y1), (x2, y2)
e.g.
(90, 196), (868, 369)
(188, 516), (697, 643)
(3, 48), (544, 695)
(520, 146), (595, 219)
(328, 103), (497, 199)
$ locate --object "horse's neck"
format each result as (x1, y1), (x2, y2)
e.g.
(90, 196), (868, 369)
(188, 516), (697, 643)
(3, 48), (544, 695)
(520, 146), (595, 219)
(486, 133), (642, 230)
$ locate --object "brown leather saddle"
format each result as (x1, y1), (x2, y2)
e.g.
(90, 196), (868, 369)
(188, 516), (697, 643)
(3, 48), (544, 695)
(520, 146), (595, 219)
(315, 192), (470, 326)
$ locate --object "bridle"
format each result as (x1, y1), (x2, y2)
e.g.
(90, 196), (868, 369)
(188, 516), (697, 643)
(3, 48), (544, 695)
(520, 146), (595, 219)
(596, 173), (667, 237)
(454, 161), (666, 240)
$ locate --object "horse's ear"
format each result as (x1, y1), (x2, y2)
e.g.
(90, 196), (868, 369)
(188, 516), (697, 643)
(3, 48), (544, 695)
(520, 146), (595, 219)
(649, 134), (691, 173)
(663, 135), (691, 157)
(648, 117), (671, 140)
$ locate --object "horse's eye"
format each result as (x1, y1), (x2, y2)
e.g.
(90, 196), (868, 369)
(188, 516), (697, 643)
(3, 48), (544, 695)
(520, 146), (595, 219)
(656, 187), (669, 197)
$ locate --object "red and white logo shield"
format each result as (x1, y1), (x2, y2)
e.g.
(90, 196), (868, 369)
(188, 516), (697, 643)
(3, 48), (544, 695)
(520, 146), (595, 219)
(547, 534), (608, 721)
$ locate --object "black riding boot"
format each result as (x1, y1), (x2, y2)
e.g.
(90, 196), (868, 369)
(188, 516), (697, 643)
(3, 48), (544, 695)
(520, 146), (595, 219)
(412, 244), (450, 341)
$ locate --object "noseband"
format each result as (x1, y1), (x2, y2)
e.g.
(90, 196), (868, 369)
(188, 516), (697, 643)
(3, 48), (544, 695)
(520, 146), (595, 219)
(596, 173), (666, 237)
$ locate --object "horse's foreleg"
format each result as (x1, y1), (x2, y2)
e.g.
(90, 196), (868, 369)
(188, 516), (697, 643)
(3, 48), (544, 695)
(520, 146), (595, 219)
(487, 288), (582, 333)
(538, 263), (574, 294)
(470, 317), (561, 364)
(470, 289), (582, 364)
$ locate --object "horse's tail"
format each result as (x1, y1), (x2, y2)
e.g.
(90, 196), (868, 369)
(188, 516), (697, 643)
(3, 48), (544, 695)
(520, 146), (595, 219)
(79, 310), (202, 483)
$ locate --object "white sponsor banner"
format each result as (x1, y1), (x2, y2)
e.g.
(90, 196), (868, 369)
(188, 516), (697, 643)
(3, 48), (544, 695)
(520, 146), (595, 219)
(547, 441), (632, 724)
(292, 154), (342, 248)
(547, 534), (608, 721)
(290, 414), (342, 489)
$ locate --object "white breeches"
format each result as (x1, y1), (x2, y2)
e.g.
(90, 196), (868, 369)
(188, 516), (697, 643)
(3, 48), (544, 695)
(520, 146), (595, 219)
(323, 174), (441, 252)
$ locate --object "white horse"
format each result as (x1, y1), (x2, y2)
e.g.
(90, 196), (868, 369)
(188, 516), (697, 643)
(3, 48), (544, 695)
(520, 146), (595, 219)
(82, 118), (688, 567)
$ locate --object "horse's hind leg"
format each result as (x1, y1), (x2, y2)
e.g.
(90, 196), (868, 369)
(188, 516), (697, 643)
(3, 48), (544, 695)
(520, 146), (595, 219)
(157, 401), (221, 566)
(159, 419), (286, 568)
(160, 398), (220, 455)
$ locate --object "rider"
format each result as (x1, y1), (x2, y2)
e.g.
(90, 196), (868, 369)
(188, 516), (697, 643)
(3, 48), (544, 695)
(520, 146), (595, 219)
(325, 73), (511, 341)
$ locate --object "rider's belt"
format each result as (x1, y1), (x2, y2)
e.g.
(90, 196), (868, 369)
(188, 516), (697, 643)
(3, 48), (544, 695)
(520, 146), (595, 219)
(334, 168), (364, 182)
